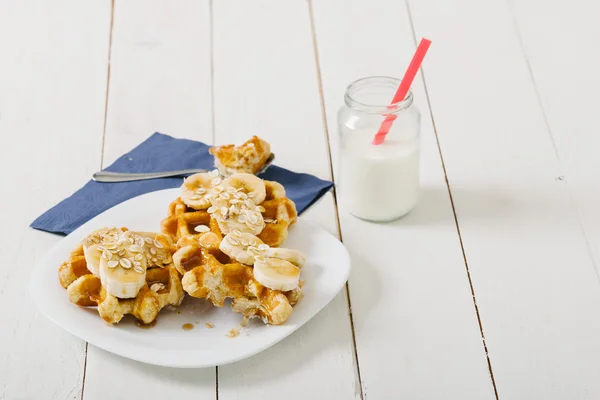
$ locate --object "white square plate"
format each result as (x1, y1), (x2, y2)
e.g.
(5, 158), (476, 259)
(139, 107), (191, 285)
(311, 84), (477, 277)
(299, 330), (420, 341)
(30, 189), (350, 368)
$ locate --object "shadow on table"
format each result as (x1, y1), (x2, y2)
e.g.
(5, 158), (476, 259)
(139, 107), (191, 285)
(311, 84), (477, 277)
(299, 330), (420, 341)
(374, 185), (519, 226)
(337, 186), (464, 227)
(406, 186), (457, 225)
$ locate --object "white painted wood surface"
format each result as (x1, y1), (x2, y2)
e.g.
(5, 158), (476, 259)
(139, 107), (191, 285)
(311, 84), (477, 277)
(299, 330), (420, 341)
(3, 0), (600, 398)
(510, 0), (600, 267)
(408, 0), (600, 398)
(311, 0), (496, 398)
(0, 1), (110, 399)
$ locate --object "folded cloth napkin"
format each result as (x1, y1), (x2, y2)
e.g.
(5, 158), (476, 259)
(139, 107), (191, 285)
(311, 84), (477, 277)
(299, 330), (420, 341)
(31, 132), (334, 235)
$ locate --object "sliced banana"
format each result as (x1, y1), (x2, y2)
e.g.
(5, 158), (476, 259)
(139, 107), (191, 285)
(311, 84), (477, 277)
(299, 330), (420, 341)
(213, 209), (265, 236)
(265, 247), (306, 268)
(96, 237), (147, 299)
(208, 172), (267, 235)
(82, 227), (124, 276)
(253, 258), (300, 291)
(268, 180), (287, 198)
(135, 231), (174, 249)
(198, 231), (221, 250)
(221, 173), (266, 205)
(209, 199), (265, 235)
(181, 172), (220, 210)
(98, 252), (147, 299)
(219, 231), (265, 265)
(82, 243), (102, 276)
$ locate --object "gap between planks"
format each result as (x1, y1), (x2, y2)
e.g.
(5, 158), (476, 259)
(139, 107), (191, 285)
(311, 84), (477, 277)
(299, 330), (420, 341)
(307, 1), (364, 399)
(210, 0), (219, 397)
(82, 0), (116, 399)
(404, 0), (500, 398)
(209, 0), (216, 147)
(99, 0), (116, 171)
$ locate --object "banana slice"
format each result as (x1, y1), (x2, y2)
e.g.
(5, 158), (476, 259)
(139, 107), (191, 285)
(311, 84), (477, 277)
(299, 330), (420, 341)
(181, 171), (221, 210)
(198, 231), (221, 250)
(265, 248), (306, 268)
(208, 172), (267, 235)
(253, 258), (300, 291)
(268, 180), (287, 198)
(82, 227), (125, 276)
(210, 204), (265, 235)
(221, 173), (266, 204)
(82, 243), (102, 276)
(98, 242), (147, 299)
(219, 231), (265, 265)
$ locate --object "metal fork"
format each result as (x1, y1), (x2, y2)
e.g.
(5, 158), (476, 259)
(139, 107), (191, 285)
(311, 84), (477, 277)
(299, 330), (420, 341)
(92, 154), (275, 183)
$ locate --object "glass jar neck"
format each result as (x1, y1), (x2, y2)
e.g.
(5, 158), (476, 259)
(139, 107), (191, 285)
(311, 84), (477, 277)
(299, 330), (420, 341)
(344, 76), (414, 115)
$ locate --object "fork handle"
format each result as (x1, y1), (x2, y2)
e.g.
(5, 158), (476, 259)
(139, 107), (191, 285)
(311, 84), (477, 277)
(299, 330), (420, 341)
(92, 169), (208, 183)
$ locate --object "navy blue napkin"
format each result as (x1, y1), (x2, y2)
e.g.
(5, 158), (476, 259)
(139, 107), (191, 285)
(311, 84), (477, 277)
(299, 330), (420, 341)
(31, 133), (334, 235)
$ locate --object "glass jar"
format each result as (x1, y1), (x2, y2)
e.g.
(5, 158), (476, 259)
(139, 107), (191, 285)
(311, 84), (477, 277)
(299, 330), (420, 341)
(337, 76), (421, 222)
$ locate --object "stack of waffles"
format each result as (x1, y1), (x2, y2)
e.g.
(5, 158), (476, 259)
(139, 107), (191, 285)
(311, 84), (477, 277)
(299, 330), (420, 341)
(56, 137), (307, 326)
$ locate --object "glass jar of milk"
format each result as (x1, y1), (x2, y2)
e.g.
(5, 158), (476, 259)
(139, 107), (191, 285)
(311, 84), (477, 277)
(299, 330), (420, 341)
(337, 76), (421, 222)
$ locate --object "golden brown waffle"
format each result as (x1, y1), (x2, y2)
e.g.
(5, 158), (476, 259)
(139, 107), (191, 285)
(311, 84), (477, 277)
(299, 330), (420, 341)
(209, 135), (271, 176)
(161, 180), (297, 247)
(58, 231), (184, 324)
(173, 230), (302, 325)
(161, 174), (302, 324)
(161, 198), (211, 243)
(258, 180), (298, 247)
(67, 264), (184, 324)
(58, 244), (90, 288)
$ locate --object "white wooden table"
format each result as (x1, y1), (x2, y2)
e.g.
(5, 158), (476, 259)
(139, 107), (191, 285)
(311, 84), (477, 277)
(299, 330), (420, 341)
(2, 0), (600, 398)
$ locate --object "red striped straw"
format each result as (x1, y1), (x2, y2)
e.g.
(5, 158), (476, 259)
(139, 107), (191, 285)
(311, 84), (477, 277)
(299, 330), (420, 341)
(372, 38), (431, 145)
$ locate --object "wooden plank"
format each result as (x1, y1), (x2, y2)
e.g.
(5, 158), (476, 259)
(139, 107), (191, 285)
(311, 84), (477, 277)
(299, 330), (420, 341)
(0, 0), (110, 398)
(407, 0), (600, 398)
(100, 0), (213, 166)
(82, 1), (216, 398)
(508, 0), (600, 397)
(510, 0), (600, 268)
(311, 0), (497, 398)
(211, 1), (360, 398)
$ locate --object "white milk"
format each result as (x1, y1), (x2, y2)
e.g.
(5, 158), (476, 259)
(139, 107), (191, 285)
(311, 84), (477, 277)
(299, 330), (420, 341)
(339, 133), (420, 221)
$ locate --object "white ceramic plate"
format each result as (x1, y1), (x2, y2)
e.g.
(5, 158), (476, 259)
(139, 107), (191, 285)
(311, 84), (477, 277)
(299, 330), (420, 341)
(30, 189), (350, 368)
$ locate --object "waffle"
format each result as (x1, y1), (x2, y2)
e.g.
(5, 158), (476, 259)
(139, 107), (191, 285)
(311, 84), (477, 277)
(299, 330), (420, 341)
(161, 198), (211, 243)
(67, 263), (184, 324)
(173, 230), (302, 325)
(258, 180), (298, 247)
(58, 244), (91, 289)
(161, 172), (303, 324)
(57, 136), (306, 328)
(161, 180), (297, 247)
(209, 135), (271, 176)
(58, 230), (184, 324)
